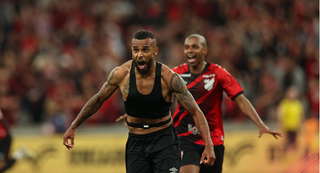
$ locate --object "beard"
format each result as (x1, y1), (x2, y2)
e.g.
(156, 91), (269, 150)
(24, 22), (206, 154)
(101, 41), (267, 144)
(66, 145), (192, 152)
(134, 59), (153, 75)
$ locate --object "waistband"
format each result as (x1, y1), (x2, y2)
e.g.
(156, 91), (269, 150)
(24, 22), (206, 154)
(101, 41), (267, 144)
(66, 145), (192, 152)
(127, 117), (172, 129)
(128, 124), (174, 139)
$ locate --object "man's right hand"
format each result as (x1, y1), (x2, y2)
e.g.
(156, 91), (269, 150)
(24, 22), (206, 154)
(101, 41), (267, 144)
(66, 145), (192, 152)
(63, 128), (76, 150)
(116, 114), (128, 126)
(200, 146), (216, 166)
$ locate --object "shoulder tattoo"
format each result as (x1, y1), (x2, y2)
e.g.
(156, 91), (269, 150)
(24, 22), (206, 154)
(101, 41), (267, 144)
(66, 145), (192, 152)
(170, 73), (195, 112)
(170, 73), (187, 93)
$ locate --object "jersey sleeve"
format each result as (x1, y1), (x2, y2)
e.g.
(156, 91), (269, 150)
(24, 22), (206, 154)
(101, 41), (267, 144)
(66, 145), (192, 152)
(171, 64), (189, 75)
(217, 66), (244, 100)
(172, 67), (178, 73)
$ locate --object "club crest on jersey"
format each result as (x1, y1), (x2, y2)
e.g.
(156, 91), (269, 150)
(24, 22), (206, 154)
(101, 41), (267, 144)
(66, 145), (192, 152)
(188, 124), (200, 135)
(203, 73), (215, 91)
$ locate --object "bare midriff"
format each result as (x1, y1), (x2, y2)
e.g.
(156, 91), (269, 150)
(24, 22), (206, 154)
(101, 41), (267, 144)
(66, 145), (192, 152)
(127, 114), (172, 135)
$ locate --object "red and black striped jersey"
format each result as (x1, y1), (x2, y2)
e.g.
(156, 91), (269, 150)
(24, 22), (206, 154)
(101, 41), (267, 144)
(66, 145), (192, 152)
(172, 63), (243, 145)
(0, 109), (9, 140)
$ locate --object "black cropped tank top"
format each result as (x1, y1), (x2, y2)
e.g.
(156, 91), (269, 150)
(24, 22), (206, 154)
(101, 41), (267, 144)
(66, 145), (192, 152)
(124, 61), (172, 119)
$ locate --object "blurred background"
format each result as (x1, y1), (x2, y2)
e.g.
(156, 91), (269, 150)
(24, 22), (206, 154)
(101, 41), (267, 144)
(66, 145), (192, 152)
(0, 0), (318, 172)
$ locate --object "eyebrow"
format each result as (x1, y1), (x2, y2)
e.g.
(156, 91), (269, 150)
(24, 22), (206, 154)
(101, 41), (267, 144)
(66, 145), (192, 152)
(132, 46), (150, 48)
(185, 44), (198, 46)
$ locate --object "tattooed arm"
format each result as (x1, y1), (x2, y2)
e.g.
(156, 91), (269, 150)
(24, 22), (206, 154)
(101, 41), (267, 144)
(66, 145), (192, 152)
(170, 73), (215, 165)
(70, 68), (119, 128)
(63, 68), (121, 150)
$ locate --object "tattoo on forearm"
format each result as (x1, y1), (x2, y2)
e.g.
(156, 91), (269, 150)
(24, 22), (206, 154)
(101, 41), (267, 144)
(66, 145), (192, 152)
(76, 94), (102, 127)
(198, 123), (207, 127)
(73, 69), (121, 128)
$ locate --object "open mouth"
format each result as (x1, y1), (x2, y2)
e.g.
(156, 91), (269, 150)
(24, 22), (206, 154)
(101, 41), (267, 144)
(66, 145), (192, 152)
(187, 55), (196, 63)
(137, 60), (146, 69)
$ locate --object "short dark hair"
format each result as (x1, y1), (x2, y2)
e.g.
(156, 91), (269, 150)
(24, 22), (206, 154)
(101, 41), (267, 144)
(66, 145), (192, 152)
(186, 34), (207, 47)
(133, 30), (156, 40)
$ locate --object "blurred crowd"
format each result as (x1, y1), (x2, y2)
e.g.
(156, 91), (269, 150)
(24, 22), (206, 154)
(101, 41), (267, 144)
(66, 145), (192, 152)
(0, 0), (318, 133)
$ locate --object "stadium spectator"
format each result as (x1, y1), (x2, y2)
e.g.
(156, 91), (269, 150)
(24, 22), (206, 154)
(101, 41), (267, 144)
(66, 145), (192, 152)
(277, 85), (305, 152)
(0, 0), (316, 132)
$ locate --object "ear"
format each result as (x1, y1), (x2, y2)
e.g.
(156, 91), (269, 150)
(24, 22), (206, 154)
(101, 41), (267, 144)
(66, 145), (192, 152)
(203, 47), (208, 55)
(154, 47), (159, 56)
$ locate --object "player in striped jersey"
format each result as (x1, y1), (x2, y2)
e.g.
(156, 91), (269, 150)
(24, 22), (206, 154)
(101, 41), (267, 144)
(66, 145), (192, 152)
(172, 34), (282, 173)
(0, 109), (36, 172)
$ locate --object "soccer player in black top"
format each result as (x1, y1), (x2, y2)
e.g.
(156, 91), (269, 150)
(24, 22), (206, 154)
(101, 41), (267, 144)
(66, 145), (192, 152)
(63, 30), (216, 173)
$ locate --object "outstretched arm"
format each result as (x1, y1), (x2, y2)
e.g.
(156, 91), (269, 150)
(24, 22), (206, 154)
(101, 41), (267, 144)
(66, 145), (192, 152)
(234, 94), (282, 139)
(63, 69), (119, 150)
(170, 73), (215, 166)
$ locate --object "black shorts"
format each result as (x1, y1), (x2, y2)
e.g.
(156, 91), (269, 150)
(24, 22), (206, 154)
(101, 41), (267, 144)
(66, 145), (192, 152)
(180, 138), (225, 173)
(0, 134), (12, 161)
(126, 125), (180, 173)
